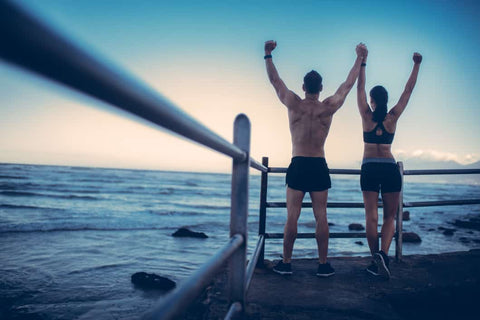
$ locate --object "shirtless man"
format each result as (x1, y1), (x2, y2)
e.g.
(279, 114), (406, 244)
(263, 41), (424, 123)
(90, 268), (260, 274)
(265, 41), (367, 276)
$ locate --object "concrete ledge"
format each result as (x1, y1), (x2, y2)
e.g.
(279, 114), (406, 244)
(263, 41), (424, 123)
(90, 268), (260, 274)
(197, 249), (480, 319)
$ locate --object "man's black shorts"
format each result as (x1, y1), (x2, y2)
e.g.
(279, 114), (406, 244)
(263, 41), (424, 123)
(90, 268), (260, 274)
(285, 156), (331, 192)
(360, 162), (402, 193)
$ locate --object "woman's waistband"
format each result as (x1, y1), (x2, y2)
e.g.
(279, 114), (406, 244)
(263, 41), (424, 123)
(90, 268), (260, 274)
(362, 158), (396, 165)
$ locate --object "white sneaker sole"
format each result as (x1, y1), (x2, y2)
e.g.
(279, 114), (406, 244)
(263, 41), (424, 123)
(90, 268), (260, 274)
(273, 269), (292, 275)
(316, 272), (335, 277)
(374, 253), (391, 279)
(366, 267), (379, 276)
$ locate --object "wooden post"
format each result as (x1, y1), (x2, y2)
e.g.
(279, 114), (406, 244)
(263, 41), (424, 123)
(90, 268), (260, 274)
(395, 161), (404, 261)
(229, 114), (250, 312)
(257, 157), (269, 268)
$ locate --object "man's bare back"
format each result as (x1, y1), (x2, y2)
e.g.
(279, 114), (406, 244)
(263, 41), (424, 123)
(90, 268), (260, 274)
(264, 40), (367, 158)
(287, 98), (336, 157)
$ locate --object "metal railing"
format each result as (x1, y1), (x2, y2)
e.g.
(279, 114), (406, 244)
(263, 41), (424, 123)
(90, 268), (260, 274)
(257, 157), (480, 264)
(1, 1), (267, 319)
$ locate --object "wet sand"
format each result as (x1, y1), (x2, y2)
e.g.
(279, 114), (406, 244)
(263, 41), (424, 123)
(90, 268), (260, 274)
(190, 249), (480, 319)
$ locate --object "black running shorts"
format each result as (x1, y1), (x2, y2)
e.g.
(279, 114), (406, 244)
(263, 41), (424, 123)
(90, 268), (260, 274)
(360, 162), (402, 193)
(286, 157), (331, 192)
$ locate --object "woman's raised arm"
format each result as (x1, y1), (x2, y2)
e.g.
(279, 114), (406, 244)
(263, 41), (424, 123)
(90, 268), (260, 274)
(389, 52), (422, 119)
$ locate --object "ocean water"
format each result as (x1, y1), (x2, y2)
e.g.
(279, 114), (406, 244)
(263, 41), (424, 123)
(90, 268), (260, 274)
(1, 163), (479, 319)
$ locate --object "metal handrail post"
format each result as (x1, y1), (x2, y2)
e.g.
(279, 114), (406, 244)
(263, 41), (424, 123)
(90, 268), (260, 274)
(229, 114), (250, 313)
(395, 162), (404, 261)
(257, 157), (269, 268)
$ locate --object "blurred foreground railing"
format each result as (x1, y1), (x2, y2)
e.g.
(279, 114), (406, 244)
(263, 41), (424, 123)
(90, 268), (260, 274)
(1, 1), (267, 319)
(257, 157), (480, 264)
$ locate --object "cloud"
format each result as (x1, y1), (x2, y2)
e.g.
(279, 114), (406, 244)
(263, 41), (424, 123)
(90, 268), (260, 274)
(394, 149), (480, 165)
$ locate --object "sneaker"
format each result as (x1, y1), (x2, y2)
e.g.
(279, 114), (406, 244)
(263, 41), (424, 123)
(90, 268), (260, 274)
(374, 251), (391, 279)
(316, 262), (335, 277)
(366, 260), (379, 276)
(273, 261), (292, 275)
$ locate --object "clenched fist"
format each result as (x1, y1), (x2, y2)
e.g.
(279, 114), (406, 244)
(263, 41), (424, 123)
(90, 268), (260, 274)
(265, 40), (277, 55)
(413, 52), (422, 64)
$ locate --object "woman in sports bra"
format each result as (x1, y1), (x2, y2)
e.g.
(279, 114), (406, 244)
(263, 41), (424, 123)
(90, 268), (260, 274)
(357, 50), (422, 278)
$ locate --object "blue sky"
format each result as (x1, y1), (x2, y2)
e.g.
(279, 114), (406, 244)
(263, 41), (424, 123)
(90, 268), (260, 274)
(1, 0), (479, 172)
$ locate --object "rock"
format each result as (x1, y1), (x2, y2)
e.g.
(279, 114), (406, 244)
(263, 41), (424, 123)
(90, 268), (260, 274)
(403, 211), (410, 221)
(443, 229), (455, 236)
(355, 241), (364, 246)
(439, 227), (456, 236)
(348, 223), (365, 231)
(452, 217), (480, 231)
(172, 227), (208, 238)
(402, 232), (422, 243)
(131, 272), (176, 291)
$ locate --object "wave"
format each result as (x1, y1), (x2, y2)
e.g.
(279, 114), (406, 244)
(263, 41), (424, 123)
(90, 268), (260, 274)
(0, 182), (37, 190)
(159, 188), (175, 195)
(0, 191), (99, 201)
(0, 204), (66, 211)
(0, 226), (168, 234)
(167, 202), (231, 211)
(77, 178), (123, 184)
(0, 175), (28, 180)
(192, 190), (230, 197)
(148, 210), (224, 216)
(0, 182), (101, 194)
(67, 262), (134, 275)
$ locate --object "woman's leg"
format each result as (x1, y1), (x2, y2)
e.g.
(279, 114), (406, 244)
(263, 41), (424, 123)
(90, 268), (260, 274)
(363, 191), (380, 255)
(380, 191), (400, 254)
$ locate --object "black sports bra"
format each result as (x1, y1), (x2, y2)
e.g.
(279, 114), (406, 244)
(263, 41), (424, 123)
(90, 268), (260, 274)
(363, 122), (395, 144)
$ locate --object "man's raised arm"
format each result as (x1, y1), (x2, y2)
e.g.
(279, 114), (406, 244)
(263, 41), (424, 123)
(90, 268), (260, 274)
(264, 40), (299, 107)
(357, 46), (370, 117)
(325, 43), (367, 113)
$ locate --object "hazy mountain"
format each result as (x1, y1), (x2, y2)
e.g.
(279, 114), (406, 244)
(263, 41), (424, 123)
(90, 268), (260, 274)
(464, 161), (480, 169)
(396, 158), (480, 185)
(398, 158), (480, 170)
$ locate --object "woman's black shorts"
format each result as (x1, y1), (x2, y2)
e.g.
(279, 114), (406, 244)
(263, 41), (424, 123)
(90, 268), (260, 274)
(286, 156), (331, 192)
(360, 162), (401, 193)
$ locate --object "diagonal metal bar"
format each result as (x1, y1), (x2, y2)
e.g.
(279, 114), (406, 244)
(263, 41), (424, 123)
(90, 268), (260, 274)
(0, 0), (247, 161)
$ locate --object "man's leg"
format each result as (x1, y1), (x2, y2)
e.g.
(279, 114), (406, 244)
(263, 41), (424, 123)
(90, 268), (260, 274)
(310, 190), (329, 263)
(283, 187), (305, 263)
(363, 191), (380, 255)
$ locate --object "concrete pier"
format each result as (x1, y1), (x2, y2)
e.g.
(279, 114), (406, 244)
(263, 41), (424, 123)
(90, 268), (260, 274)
(193, 249), (480, 319)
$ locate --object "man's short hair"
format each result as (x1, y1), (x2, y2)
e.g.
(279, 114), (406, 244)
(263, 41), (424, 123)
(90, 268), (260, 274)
(303, 70), (323, 94)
